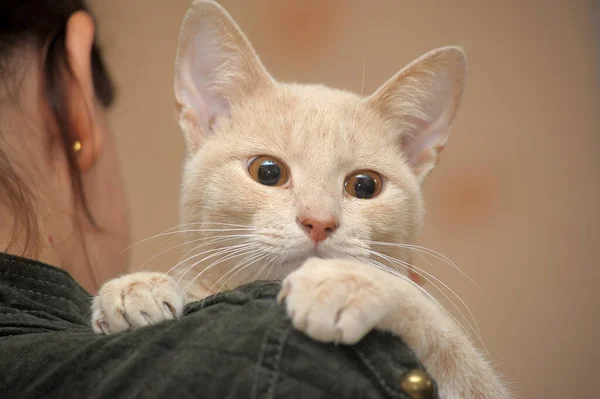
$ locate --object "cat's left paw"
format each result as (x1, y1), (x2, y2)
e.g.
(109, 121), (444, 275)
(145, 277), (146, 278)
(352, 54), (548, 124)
(277, 258), (392, 344)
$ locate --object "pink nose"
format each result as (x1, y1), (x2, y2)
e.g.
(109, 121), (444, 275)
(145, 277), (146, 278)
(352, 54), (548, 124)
(297, 216), (339, 243)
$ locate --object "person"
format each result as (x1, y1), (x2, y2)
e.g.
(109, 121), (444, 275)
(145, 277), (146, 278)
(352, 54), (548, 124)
(0, 1), (128, 292)
(0, 2), (437, 398)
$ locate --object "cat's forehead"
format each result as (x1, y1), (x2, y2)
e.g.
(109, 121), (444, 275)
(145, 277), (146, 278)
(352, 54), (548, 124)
(226, 83), (401, 171)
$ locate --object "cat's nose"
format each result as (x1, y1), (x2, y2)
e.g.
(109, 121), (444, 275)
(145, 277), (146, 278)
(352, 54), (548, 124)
(297, 216), (339, 243)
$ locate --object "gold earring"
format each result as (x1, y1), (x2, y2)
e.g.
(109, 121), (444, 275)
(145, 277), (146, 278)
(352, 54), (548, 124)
(73, 140), (82, 153)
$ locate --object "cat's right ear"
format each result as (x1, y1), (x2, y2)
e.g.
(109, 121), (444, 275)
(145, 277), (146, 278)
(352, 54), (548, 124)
(174, 0), (273, 152)
(365, 47), (466, 182)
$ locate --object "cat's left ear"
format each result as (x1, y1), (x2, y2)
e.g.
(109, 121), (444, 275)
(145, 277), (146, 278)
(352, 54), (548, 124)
(174, 0), (274, 153)
(366, 47), (466, 181)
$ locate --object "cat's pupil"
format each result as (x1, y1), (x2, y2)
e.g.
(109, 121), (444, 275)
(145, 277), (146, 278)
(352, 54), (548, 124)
(258, 160), (281, 186)
(354, 174), (376, 199)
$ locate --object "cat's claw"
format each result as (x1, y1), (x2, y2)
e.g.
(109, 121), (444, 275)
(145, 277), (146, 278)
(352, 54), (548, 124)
(280, 257), (390, 345)
(91, 272), (185, 335)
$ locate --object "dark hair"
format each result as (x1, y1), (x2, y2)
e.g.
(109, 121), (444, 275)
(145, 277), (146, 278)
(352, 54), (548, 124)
(0, 1), (115, 255)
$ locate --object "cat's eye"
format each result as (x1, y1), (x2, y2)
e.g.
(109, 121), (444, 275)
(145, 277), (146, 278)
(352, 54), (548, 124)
(344, 170), (383, 199)
(248, 156), (289, 187)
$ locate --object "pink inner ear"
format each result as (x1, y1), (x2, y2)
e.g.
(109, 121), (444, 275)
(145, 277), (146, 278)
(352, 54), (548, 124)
(176, 37), (235, 149)
(174, 2), (274, 152)
(401, 107), (451, 177)
(410, 149), (439, 177)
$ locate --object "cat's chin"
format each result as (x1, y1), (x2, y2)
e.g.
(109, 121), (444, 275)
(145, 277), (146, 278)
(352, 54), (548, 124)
(288, 244), (338, 265)
(295, 243), (333, 260)
(310, 246), (332, 259)
(270, 246), (327, 277)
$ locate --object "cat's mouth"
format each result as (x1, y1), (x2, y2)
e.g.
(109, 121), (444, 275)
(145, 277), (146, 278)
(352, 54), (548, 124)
(309, 245), (331, 259)
(284, 244), (329, 264)
(270, 240), (343, 272)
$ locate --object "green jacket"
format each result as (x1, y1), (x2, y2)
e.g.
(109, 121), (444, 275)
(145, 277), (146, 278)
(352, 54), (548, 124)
(0, 253), (437, 399)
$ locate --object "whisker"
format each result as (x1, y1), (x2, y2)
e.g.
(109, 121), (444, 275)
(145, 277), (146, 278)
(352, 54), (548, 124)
(199, 252), (272, 308)
(185, 234), (258, 257)
(166, 237), (261, 277)
(366, 249), (480, 329)
(351, 56), (367, 129)
(179, 247), (259, 295)
(138, 234), (253, 271)
(121, 226), (259, 253)
(366, 240), (488, 300)
(354, 256), (441, 308)
(167, 221), (260, 231)
(181, 247), (262, 294)
(356, 255), (477, 347)
(174, 244), (260, 283)
(137, 239), (195, 271)
(364, 249), (486, 351)
(253, 253), (278, 282)
(175, 234), (259, 264)
(264, 256), (279, 281)
(172, 247), (242, 285)
(252, 257), (269, 281)
(172, 243), (260, 284)
(208, 251), (270, 295)
(185, 249), (265, 297)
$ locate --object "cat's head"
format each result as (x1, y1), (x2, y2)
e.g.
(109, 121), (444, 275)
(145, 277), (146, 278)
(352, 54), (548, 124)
(173, 0), (466, 289)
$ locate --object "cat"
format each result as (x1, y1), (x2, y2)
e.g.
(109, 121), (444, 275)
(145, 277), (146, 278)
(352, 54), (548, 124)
(91, 1), (510, 398)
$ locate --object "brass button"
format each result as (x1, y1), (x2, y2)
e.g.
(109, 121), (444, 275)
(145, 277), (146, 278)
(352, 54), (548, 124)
(399, 369), (434, 399)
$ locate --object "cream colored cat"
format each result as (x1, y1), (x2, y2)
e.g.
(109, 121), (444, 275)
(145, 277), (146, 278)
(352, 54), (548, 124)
(91, 1), (509, 398)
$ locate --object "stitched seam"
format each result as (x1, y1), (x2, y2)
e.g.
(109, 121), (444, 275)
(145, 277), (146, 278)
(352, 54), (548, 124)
(261, 366), (349, 397)
(0, 310), (56, 316)
(250, 321), (274, 399)
(10, 287), (72, 303)
(0, 322), (63, 332)
(0, 255), (71, 278)
(266, 325), (291, 399)
(0, 270), (70, 290)
(0, 269), (77, 304)
(354, 347), (406, 398)
(0, 259), (90, 310)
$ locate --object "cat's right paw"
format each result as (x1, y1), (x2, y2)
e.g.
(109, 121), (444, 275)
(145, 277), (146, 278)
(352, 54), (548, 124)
(91, 272), (184, 335)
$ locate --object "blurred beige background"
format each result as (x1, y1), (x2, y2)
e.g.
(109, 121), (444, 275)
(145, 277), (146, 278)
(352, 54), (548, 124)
(92, 1), (600, 398)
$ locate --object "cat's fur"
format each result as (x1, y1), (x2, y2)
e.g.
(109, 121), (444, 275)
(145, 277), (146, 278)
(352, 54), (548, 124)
(91, 1), (510, 398)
